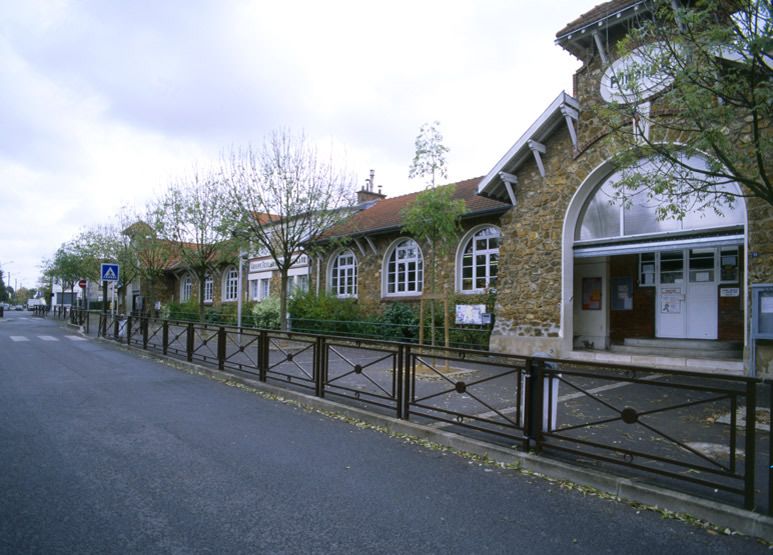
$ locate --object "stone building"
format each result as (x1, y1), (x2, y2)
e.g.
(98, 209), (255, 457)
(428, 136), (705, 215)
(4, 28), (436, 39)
(476, 0), (770, 374)
(313, 178), (511, 314)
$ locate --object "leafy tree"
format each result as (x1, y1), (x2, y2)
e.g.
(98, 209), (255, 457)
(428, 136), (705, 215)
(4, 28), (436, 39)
(0, 270), (7, 302)
(154, 168), (233, 322)
(220, 130), (356, 331)
(44, 243), (88, 308)
(123, 210), (175, 314)
(402, 184), (465, 346)
(408, 121), (449, 188)
(602, 0), (771, 216)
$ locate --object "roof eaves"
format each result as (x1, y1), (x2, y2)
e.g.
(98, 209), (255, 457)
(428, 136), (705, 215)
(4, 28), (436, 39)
(477, 91), (579, 201)
(555, 1), (649, 56)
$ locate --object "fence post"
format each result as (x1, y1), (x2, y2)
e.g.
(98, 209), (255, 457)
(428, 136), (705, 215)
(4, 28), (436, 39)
(218, 327), (226, 370)
(396, 344), (405, 419)
(402, 344), (412, 420)
(113, 316), (119, 340)
(315, 336), (326, 398)
(259, 330), (268, 382)
(100, 314), (106, 337)
(744, 381), (757, 511)
(186, 323), (194, 362)
(162, 320), (169, 355)
(126, 316), (133, 345)
(525, 357), (545, 452)
(142, 317), (149, 349)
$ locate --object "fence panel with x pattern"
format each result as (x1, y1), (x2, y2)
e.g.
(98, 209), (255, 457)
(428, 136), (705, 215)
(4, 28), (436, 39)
(222, 328), (261, 375)
(406, 347), (527, 445)
(536, 361), (758, 510)
(265, 332), (318, 392)
(322, 338), (402, 415)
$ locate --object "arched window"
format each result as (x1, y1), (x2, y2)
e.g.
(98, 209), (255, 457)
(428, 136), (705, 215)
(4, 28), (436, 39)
(577, 156), (745, 243)
(180, 274), (192, 302)
(203, 273), (213, 303)
(222, 267), (238, 301)
(458, 226), (500, 293)
(384, 239), (423, 296)
(329, 250), (358, 298)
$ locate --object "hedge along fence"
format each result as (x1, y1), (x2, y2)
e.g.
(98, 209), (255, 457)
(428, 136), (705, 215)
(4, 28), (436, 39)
(149, 293), (493, 349)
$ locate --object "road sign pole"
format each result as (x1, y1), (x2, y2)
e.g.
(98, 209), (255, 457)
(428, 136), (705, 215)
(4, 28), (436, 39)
(102, 281), (107, 314)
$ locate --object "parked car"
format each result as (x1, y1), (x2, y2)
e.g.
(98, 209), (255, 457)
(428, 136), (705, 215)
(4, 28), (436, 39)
(14, 305), (23, 311)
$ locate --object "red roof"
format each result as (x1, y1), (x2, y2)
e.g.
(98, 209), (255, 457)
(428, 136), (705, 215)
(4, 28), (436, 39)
(322, 177), (510, 239)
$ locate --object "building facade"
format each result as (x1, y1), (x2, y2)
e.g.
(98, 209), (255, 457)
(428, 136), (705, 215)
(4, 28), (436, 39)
(477, 0), (770, 374)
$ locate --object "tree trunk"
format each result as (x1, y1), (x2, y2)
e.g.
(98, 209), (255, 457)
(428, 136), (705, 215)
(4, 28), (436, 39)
(198, 273), (206, 323)
(279, 268), (289, 331)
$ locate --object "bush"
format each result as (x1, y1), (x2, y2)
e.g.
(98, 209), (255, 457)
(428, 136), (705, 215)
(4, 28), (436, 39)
(252, 296), (281, 330)
(377, 302), (419, 342)
(165, 300), (199, 322)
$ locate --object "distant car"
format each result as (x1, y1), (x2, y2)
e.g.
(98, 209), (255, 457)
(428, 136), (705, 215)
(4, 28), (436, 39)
(14, 305), (23, 311)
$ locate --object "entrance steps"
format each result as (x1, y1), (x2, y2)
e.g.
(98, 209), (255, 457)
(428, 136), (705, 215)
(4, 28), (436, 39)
(611, 338), (743, 360)
(568, 338), (744, 375)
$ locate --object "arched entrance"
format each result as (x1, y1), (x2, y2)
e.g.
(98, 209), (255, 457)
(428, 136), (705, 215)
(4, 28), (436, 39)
(561, 156), (747, 356)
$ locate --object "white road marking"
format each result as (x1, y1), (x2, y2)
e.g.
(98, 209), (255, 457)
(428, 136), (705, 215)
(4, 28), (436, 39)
(65, 335), (87, 341)
(10, 336), (29, 342)
(38, 336), (58, 341)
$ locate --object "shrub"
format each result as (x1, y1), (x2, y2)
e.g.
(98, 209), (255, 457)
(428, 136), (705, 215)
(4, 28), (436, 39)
(166, 300), (199, 322)
(378, 302), (419, 342)
(252, 296), (281, 330)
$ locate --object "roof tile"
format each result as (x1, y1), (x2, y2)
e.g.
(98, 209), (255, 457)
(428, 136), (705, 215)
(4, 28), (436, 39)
(323, 177), (510, 238)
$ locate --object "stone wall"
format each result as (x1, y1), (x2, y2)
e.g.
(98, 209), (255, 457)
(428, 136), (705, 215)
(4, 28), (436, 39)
(313, 215), (502, 318)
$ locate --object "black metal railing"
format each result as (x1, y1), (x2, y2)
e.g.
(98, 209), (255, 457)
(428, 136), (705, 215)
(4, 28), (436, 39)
(54, 309), (771, 514)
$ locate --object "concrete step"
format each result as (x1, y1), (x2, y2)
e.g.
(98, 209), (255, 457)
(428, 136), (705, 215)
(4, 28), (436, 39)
(567, 350), (745, 375)
(610, 343), (741, 360)
(622, 338), (742, 351)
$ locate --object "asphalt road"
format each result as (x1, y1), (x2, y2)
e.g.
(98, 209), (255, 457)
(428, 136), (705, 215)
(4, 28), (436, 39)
(0, 311), (767, 554)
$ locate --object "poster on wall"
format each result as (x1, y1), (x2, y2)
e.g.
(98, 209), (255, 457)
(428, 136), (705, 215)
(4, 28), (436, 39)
(582, 277), (602, 310)
(455, 304), (491, 325)
(611, 277), (633, 311)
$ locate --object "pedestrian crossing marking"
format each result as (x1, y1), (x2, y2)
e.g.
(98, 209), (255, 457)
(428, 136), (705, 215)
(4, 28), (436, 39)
(38, 336), (58, 341)
(10, 336), (29, 342)
(65, 336), (87, 341)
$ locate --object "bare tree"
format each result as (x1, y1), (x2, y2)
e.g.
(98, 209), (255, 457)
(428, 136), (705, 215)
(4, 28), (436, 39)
(154, 168), (232, 322)
(221, 130), (356, 331)
(408, 121), (449, 189)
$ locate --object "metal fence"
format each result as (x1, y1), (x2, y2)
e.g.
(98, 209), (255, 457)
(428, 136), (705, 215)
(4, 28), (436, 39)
(61, 308), (771, 514)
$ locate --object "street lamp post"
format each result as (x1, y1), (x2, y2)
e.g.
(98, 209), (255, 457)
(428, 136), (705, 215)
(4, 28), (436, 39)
(237, 249), (246, 329)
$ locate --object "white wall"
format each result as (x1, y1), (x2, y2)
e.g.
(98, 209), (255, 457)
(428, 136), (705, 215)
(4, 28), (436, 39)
(573, 257), (609, 350)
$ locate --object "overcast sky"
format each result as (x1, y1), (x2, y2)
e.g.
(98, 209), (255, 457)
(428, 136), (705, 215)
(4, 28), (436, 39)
(0, 0), (600, 289)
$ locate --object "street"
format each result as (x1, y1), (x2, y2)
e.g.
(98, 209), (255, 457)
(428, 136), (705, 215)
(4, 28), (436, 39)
(0, 311), (767, 554)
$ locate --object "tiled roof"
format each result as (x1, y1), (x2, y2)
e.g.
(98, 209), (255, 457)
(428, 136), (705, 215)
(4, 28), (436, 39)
(322, 177), (511, 239)
(555, 0), (642, 39)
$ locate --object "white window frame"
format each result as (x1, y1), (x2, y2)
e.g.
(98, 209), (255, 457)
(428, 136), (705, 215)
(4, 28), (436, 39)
(180, 274), (192, 302)
(203, 273), (213, 303)
(456, 225), (500, 294)
(383, 238), (423, 297)
(328, 249), (358, 298)
(222, 266), (238, 302)
(249, 272), (272, 301)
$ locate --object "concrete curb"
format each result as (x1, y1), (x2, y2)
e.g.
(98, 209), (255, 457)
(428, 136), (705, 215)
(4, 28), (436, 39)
(99, 336), (773, 542)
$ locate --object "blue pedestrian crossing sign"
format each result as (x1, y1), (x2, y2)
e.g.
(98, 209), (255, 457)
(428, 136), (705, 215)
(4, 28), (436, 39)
(101, 263), (120, 282)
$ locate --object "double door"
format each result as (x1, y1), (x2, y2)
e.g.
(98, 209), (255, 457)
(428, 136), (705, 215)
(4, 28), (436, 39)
(654, 248), (718, 340)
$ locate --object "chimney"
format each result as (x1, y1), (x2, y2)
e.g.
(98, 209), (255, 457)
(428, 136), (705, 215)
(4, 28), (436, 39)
(356, 169), (386, 203)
